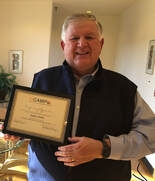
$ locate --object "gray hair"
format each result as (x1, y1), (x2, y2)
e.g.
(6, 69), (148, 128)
(61, 13), (103, 41)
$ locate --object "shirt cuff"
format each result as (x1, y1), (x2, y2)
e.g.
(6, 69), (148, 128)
(108, 135), (125, 160)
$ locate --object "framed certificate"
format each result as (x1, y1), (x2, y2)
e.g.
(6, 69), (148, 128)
(3, 85), (74, 145)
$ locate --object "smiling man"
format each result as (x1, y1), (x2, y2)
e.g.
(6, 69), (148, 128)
(26, 13), (155, 181)
(60, 17), (104, 78)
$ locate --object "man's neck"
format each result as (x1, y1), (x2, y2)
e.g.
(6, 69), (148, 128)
(72, 65), (98, 80)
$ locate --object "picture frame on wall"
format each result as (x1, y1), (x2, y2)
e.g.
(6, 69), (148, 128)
(145, 40), (155, 75)
(9, 50), (23, 74)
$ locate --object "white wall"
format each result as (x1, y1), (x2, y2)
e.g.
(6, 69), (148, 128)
(1, 0), (154, 112)
(49, 10), (120, 71)
(115, 0), (155, 112)
(0, 0), (53, 86)
(49, 13), (65, 67)
(98, 16), (120, 70)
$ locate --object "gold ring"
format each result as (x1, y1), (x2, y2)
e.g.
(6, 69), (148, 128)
(71, 158), (75, 162)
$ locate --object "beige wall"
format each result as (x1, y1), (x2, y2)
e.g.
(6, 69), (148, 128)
(115, 0), (155, 112)
(98, 16), (120, 70)
(0, 0), (53, 86)
(1, 0), (154, 112)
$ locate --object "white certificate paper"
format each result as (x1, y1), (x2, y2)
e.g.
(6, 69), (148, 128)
(3, 85), (73, 145)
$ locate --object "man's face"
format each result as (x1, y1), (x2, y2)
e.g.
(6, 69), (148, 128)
(61, 20), (104, 76)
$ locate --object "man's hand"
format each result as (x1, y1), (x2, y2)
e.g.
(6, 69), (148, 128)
(55, 136), (103, 167)
(3, 134), (20, 141)
(0, 124), (20, 141)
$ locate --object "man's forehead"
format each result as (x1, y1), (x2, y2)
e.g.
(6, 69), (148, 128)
(66, 21), (99, 34)
(68, 20), (97, 28)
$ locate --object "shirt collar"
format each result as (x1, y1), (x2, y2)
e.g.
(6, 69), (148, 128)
(74, 64), (99, 80)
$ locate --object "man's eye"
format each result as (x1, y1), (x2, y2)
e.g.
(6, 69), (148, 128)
(70, 37), (79, 41)
(86, 36), (94, 40)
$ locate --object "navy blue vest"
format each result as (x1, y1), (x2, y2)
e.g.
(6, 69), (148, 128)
(30, 60), (137, 181)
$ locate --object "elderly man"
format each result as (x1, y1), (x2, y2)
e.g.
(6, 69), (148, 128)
(5, 13), (155, 181)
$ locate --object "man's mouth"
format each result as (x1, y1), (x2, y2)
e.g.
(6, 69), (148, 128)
(75, 51), (89, 55)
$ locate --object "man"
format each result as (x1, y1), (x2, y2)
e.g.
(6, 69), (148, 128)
(6, 13), (155, 181)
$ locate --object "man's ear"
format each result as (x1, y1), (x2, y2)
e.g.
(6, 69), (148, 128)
(61, 40), (65, 50)
(100, 38), (104, 48)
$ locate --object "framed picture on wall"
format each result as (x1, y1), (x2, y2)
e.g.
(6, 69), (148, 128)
(9, 50), (23, 74)
(145, 40), (155, 75)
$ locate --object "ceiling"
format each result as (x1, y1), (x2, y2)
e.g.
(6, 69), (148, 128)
(53, 0), (137, 16)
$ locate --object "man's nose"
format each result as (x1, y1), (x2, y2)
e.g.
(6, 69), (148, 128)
(77, 38), (88, 47)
